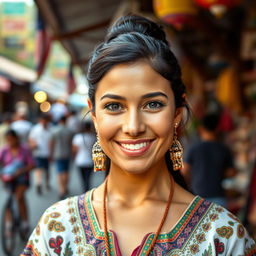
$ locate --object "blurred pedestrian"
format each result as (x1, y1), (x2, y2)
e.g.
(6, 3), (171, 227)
(67, 109), (80, 135)
(11, 112), (32, 145)
(28, 113), (52, 195)
(50, 115), (73, 199)
(0, 112), (12, 148)
(72, 121), (95, 191)
(182, 113), (237, 207)
(50, 99), (68, 125)
(0, 129), (34, 238)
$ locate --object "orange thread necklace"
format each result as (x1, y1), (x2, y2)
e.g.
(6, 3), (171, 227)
(103, 174), (175, 256)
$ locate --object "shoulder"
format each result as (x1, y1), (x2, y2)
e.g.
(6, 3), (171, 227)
(36, 196), (80, 236)
(196, 200), (256, 255)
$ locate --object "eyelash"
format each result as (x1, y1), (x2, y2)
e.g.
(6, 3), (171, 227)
(144, 101), (165, 110)
(104, 101), (166, 112)
(104, 102), (123, 112)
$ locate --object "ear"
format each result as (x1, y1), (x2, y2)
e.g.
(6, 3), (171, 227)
(174, 107), (183, 127)
(87, 99), (98, 131)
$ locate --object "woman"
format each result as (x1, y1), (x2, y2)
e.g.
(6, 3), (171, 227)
(0, 129), (34, 238)
(22, 15), (256, 255)
(72, 121), (96, 192)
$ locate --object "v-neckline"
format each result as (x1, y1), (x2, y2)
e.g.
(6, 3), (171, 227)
(81, 189), (203, 256)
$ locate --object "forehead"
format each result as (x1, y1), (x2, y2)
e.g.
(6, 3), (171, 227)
(96, 61), (173, 98)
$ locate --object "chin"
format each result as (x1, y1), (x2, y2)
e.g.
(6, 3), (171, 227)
(117, 160), (156, 175)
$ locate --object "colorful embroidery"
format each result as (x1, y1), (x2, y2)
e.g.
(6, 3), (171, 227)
(237, 224), (245, 238)
(21, 192), (256, 256)
(209, 213), (219, 221)
(190, 244), (199, 254)
(49, 235), (63, 255)
(48, 220), (66, 232)
(202, 222), (212, 232)
(196, 233), (206, 243)
(35, 224), (40, 236)
(21, 240), (42, 256)
(63, 242), (73, 256)
(202, 244), (213, 256)
(50, 212), (61, 218)
(216, 226), (233, 239)
(214, 238), (225, 254)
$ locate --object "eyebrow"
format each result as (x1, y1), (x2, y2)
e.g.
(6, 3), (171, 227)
(100, 92), (168, 101)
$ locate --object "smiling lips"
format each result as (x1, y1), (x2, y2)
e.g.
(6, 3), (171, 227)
(116, 139), (154, 156)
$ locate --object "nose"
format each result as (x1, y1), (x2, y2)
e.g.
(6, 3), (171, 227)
(122, 108), (146, 137)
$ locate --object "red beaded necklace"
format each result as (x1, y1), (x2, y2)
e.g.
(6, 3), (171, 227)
(103, 174), (175, 256)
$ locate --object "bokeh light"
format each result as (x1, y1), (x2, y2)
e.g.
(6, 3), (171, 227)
(34, 91), (47, 103)
(40, 101), (51, 112)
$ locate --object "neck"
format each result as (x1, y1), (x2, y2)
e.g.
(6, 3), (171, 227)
(106, 160), (172, 206)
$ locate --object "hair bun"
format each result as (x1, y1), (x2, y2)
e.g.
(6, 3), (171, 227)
(106, 15), (169, 46)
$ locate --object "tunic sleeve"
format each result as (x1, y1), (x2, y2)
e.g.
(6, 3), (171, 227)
(20, 200), (71, 256)
(20, 210), (52, 255)
(212, 206), (256, 256)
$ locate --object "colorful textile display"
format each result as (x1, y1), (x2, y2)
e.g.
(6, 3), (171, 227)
(194, 0), (242, 17)
(153, 0), (197, 29)
(216, 66), (243, 114)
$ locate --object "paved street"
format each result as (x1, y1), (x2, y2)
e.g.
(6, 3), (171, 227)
(0, 164), (105, 256)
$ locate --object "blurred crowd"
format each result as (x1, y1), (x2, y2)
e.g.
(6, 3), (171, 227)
(0, 101), (97, 238)
(0, 101), (256, 239)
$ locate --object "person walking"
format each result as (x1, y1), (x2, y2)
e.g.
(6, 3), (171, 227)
(72, 121), (96, 191)
(11, 112), (32, 145)
(28, 113), (52, 195)
(0, 130), (34, 238)
(50, 115), (73, 199)
(182, 113), (237, 207)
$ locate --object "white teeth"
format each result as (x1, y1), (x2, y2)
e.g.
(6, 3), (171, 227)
(120, 142), (149, 150)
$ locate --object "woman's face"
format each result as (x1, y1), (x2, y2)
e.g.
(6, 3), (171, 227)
(89, 61), (182, 174)
(6, 135), (18, 147)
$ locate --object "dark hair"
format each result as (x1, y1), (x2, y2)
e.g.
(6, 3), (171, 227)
(5, 129), (19, 139)
(201, 113), (220, 132)
(39, 113), (51, 121)
(59, 115), (67, 123)
(86, 15), (188, 188)
(81, 121), (92, 131)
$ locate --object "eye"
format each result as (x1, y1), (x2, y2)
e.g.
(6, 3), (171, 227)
(144, 101), (165, 110)
(104, 102), (123, 112)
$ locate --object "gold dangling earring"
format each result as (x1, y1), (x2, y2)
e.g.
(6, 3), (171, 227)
(170, 124), (183, 171)
(92, 135), (107, 172)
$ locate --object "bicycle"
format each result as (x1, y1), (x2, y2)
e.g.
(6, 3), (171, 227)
(1, 176), (29, 256)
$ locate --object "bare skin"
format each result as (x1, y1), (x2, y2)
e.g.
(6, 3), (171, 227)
(88, 61), (195, 256)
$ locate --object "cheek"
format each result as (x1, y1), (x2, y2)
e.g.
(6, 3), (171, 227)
(145, 109), (175, 138)
(95, 110), (120, 141)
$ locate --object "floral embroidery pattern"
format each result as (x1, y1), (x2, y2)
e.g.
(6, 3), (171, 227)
(214, 238), (225, 255)
(216, 226), (233, 239)
(35, 224), (40, 236)
(20, 193), (256, 256)
(202, 223), (211, 232)
(237, 224), (245, 238)
(49, 235), (64, 255)
(196, 233), (206, 243)
(63, 242), (73, 256)
(190, 244), (199, 254)
(202, 244), (213, 256)
(48, 220), (66, 232)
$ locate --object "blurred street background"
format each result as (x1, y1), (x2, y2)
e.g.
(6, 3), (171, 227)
(0, 0), (256, 254)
